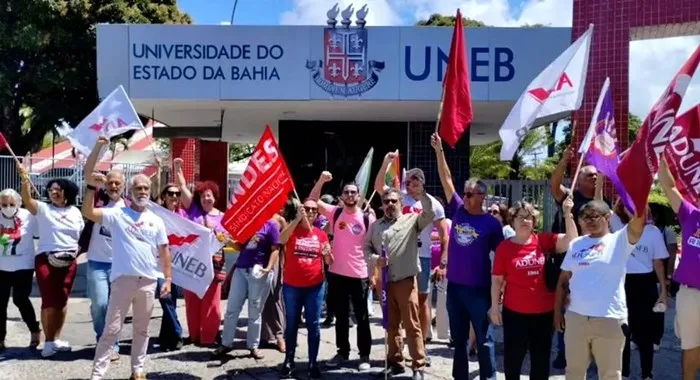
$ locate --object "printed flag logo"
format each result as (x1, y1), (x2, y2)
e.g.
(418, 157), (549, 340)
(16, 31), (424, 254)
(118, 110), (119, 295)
(168, 234), (200, 247)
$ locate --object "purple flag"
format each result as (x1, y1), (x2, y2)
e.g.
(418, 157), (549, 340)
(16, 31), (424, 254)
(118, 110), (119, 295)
(580, 77), (636, 215)
(381, 243), (388, 330)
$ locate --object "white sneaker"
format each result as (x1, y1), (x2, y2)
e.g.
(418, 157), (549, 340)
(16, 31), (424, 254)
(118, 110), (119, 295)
(654, 344), (660, 352)
(41, 341), (57, 358)
(358, 356), (371, 371)
(54, 339), (72, 352)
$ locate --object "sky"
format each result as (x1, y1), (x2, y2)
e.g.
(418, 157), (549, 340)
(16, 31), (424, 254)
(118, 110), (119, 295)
(177, 0), (700, 120)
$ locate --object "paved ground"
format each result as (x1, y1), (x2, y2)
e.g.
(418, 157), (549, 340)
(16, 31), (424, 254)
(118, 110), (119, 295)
(0, 260), (689, 379)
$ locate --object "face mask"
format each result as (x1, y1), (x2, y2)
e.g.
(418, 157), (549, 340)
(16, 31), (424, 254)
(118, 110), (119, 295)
(1, 206), (17, 218)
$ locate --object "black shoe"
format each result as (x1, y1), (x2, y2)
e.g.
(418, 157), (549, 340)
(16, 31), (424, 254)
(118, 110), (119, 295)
(279, 361), (295, 378)
(552, 352), (567, 370)
(322, 317), (334, 328)
(309, 366), (322, 379)
(381, 364), (406, 376)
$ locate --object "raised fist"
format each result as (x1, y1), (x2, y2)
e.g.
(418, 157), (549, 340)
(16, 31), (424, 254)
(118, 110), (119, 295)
(319, 171), (333, 183)
(173, 158), (183, 169)
(430, 133), (442, 151)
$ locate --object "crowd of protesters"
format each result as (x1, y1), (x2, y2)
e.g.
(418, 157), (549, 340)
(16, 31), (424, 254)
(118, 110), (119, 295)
(0, 133), (698, 380)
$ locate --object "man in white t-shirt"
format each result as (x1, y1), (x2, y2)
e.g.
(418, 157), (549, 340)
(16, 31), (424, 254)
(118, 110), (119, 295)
(554, 200), (645, 380)
(374, 158), (448, 347)
(83, 173), (172, 380)
(79, 136), (127, 361)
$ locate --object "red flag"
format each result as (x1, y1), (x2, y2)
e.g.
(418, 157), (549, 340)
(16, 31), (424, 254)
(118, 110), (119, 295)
(438, 9), (473, 149)
(664, 105), (700, 205)
(617, 45), (700, 216)
(0, 132), (8, 151)
(222, 125), (295, 243)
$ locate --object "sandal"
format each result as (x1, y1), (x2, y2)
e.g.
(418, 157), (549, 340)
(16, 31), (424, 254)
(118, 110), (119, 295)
(276, 338), (286, 353)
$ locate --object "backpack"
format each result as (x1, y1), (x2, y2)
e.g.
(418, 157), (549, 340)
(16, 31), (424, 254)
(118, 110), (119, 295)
(332, 207), (371, 233)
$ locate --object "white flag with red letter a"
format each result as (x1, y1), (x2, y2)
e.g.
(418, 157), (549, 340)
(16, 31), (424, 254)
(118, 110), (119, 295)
(56, 85), (142, 157)
(499, 25), (593, 161)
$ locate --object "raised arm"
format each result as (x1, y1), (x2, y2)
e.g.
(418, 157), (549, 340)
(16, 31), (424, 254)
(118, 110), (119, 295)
(279, 207), (305, 244)
(555, 197), (578, 253)
(151, 156), (162, 201)
(430, 133), (457, 203)
(626, 210), (646, 246)
(308, 171), (333, 213)
(85, 136), (108, 180)
(416, 191), (435, 231)
(658, 154), (682, 213)
(551, 146), (574, 203)
(173, 158), (193, 210)
(374, 151), (397, 196)
(594, 173), (604, 201)
(17, 164), (38, 215)
(82, 172), (107, 224)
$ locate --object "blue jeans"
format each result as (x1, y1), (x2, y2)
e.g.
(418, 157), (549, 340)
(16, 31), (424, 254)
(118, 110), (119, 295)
(155, 278), (183, 348)
(221, 267), (274, 348)
(86, 260), (118, 352)
(446, 282), (496, 380)
(283, 282), (325, 367)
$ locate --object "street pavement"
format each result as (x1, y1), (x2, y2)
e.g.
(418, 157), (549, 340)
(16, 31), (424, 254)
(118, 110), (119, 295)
(0, 261), (688, 379)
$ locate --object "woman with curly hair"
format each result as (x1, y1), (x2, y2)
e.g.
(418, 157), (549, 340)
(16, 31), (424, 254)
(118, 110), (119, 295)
(173, 158), (227, 347)
(17, 165), (84, 358)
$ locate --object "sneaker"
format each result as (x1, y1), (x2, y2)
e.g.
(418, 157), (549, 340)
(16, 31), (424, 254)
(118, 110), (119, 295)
(325, 353), (347, 368)
(53, 339), (72, 352)
(41, 341), (57, 358)
(358, 356), (371, 371)
(309, 366), (322, 379)
(552, 352), (567, 370)
(653, 344), (660, 352)
(322, 317), (334, 328)
(412, 370), (425, 380)
(279, 361), (295, 378)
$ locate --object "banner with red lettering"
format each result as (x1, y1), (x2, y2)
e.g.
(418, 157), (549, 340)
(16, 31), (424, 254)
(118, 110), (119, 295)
(665, 105), (700, 205)
(222, 125), (294, 243)
(617, 45), (700, 216)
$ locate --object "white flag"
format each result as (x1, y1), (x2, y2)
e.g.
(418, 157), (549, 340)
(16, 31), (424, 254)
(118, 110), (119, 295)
(58, 85), (142, 157)
(355, 148), (374, 199)
(147, 202), (224, 298)
(499, 25), (593, 161)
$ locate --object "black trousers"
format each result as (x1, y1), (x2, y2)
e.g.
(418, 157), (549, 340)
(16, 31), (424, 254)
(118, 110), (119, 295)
(327, 272), (371, 358)
(0, 269), (40, 341)
(502, 307), (554, 380)
(623, 272), (658, 379)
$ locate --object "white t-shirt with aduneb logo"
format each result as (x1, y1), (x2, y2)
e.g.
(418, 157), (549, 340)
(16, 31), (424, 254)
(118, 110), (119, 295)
(35, 202), (84, 254)
(561, 226), (635, 319)
(87, 199), (126, 263)
(626, 225), (669, 274)
(101, 207), (168, 282)
(402, 192), (445, 259)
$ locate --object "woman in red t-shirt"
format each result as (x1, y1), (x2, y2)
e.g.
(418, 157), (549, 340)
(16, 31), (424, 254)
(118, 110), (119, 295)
(278, 199), (332, 379)
(489, 198), (576, 380)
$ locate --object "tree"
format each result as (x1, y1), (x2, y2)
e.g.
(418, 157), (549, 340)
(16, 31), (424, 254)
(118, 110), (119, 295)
(416, 13), (486, 27)
(0, 1), (191, 156)
(470, 126), (552, 179)
(628, 113), (642, 144)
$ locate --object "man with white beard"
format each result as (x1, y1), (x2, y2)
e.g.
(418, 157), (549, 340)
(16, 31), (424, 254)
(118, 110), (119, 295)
(82, 147), (172, 380)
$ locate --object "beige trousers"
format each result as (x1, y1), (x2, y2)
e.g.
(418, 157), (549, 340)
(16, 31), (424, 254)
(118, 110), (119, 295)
(564, 310), (626, 380)
(90, 276), (156, 380)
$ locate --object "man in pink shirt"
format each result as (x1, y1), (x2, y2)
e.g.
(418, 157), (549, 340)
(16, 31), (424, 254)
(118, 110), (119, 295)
(309, 171), (375, 371)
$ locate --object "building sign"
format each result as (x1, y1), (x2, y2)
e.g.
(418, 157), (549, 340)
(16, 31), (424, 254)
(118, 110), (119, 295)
(97, 20), (571, 102)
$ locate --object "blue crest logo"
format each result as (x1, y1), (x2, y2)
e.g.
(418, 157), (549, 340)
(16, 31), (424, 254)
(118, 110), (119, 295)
(306, 4), (384, 97)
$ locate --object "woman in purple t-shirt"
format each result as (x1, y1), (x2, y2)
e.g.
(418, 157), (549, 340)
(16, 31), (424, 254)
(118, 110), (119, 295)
(174, 158), (227, 348)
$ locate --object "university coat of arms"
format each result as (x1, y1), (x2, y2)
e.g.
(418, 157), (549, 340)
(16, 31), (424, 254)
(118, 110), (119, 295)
(306, 4), (385, 97)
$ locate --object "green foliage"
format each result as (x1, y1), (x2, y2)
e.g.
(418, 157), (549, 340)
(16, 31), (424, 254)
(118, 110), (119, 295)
(156, 139), (254, 163)
(628, 113), (642, 144)
(470, 125), (553, 179)
(416, 14), (486, 27)
(0, 0), (191, 156)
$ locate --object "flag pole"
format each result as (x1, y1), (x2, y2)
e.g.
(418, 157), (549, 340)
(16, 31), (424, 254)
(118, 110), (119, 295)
(569, 120), (587, 190)
(4, 143), (40, 196)
(434, 85), (447, 134)
(364, 190), (376, 212)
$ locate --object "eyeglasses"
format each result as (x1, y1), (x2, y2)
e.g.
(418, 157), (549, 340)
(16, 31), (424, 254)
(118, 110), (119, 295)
(0, 203), (16, 208)
(464, 192), (483, 199)
(165, 191), (181, 197)
(382, 199), (399, 205)
(515, 214), (534, 222)
(580, 214), (604, 222)
(303, 206), (318, 213)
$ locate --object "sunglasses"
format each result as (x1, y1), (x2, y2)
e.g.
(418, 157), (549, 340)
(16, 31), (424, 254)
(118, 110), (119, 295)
(165, 191), (181, 197)
(1, 203), (16, 208)
(580, 214), (604, 222)
(382, 199), (399, 205)
(304, 206), (318, 213)
(464, 192), (483, 199)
